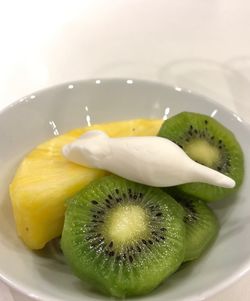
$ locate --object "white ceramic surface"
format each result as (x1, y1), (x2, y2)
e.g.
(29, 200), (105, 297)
(0, 79), (250, 301)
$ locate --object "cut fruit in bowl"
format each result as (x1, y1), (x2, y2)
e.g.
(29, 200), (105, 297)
(9, 119), (162, 250)
(0, 79), (250, 301)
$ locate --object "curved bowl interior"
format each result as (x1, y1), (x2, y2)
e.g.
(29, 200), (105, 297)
(0, 79), (250, 301)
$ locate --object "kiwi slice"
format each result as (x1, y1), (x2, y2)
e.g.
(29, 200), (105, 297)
(167, 192), (219, 262)
(158, 112), (244, 202)
(61, 175), (185, 298)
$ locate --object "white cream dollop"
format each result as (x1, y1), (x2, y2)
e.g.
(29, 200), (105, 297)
(62, 130), (235, 188)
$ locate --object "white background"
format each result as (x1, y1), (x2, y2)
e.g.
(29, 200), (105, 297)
(0, 1), (250, 300)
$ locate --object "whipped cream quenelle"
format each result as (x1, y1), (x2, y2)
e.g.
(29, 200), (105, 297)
(62, 130), (235, 188)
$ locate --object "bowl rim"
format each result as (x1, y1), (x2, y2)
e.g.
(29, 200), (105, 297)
(1, 77), (250, 127)
(1, 77), (250, 301)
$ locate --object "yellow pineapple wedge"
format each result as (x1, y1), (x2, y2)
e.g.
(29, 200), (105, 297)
(9, 119), (163, 249)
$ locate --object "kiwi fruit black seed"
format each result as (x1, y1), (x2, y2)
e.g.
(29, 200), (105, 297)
(61, 175), (186, 298)
(158, 111), (244, 202)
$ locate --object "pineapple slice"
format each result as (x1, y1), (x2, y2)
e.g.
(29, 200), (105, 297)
(9, 119), (163, 249)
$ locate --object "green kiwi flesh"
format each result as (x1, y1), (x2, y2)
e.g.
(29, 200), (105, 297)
(158, 112), (244, 202)
(168, 192), (219, 262)
(61, 175), (185, 298)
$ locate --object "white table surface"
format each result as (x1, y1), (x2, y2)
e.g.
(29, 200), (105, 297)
(1, 1), (250, 300)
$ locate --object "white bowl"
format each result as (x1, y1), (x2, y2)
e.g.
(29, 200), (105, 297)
(1, 79), (250, 301)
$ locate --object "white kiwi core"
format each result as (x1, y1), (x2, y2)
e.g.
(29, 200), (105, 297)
(104, 205), (148, 246)
(184, 139), (220, 167)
